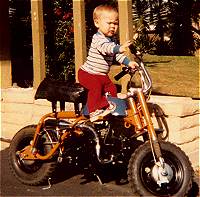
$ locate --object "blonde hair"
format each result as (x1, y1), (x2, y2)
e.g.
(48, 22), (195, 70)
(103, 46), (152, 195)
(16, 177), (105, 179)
(93, 4), (118, 21)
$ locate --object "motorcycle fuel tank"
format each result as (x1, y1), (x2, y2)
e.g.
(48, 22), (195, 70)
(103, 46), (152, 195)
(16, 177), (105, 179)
(82, 96), (127, 117)
(107, 96), (127, 116)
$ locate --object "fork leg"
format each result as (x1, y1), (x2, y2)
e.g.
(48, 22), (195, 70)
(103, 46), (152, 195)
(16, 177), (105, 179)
(137, 89), (162, 159)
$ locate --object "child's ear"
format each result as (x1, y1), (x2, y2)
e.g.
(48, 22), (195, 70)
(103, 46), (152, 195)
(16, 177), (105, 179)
(94, 19), (99, 28)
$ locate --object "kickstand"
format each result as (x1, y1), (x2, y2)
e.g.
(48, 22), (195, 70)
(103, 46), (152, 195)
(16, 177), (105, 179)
(94, 173), (103, 185)
(42, 177), (52, 190)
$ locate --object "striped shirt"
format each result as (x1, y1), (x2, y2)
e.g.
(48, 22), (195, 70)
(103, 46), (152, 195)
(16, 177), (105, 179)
(81, 31), (130, 75)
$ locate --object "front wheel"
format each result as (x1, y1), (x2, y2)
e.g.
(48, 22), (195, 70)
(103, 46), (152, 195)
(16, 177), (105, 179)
(9, 125), (57, 185)
(128, 141), (193, 196)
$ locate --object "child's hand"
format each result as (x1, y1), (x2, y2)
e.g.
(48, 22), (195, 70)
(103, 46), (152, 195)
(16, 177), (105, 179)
(128, 61), (139, 69)
(119, 40), (132, 53)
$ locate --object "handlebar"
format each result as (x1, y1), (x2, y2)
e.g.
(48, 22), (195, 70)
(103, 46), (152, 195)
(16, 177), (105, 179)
(129, 44), (138, 56)
(114, 45), (152, 95)
(114, 67), (130, 81)
(138, 61), (152, 94)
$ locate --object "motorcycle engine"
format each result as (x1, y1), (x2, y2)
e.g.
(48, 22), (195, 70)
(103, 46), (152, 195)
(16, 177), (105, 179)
(93, 119), (135, 162)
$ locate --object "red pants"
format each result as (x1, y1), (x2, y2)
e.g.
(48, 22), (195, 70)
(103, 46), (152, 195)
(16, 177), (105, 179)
(78, 69), (117, 113)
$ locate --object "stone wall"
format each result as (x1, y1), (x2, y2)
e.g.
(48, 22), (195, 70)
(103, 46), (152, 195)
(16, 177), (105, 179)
(1, 88), (74, 140)
(149, 96), (199, 168)
(1, 88), (199, 168)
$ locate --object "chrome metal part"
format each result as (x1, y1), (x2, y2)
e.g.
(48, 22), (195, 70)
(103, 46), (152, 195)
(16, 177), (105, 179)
(77, 123), (114, 164)
(151, 163), (173, 187)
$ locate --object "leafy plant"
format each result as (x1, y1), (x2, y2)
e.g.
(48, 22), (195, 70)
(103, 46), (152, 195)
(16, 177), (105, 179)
(43, 0), (74, 81)
(132, 0), (199, 56)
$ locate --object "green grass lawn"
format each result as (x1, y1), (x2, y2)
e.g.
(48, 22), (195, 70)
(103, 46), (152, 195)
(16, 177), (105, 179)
(110, 54), (199, 99)
(143, 55), (199, 99)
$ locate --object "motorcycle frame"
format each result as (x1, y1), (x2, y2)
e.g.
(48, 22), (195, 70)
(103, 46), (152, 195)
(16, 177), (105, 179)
(17, 87), (162, 162)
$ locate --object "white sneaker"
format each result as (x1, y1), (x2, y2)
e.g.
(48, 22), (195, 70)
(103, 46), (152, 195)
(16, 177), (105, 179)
(90, 102), (116, 122)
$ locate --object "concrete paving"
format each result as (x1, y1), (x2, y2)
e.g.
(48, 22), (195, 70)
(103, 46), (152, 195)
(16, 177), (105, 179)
(0, 144), (199, 197)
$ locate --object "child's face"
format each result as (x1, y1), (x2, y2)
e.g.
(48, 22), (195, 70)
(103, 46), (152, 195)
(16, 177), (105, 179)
(94, 10), (119, 37)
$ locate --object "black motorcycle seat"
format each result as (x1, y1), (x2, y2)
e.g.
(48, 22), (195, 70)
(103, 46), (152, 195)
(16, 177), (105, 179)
(35, 78), (87, 104)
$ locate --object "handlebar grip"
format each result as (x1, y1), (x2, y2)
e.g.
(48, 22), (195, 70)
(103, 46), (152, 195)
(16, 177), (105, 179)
(114, 70), (126, 81)
(114, 67), (129, 81)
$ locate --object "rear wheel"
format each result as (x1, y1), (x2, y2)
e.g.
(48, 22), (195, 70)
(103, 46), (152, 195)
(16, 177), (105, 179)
(9, 125), (57, 185)
(128, 141), (193, 196)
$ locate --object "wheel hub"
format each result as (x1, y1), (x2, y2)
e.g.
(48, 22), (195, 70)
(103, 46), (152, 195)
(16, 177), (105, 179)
(151, 163), (173, 186)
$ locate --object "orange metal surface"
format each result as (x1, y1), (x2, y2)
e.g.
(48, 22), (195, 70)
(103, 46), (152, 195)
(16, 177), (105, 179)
(137, 89), (157, 140)
(19, 111), (87, 160)
(20, 131), (71, 160)
(124, 97), (143, 131)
